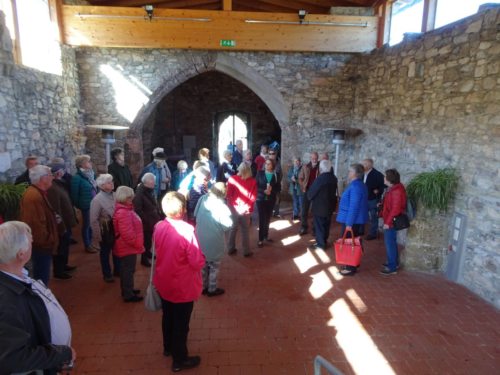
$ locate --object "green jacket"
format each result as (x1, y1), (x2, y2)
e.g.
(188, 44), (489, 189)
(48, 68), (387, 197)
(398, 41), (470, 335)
(71, 171), (97, 211)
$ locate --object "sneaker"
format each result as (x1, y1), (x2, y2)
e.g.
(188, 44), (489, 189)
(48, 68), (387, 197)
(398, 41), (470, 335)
(103, 276), (114, 283)
(124, 295), (143, 303)
(207, 288), (225, 297)
(382, 263), (401, 270)
(85, 246), (98, 254)
(172, 356), (201, 372)
(380, 267), (397, 276)
(299, 228), (307, 236)
(339, 268), (356, 276)
(228, 248), (237, 255)
(53, 273), (72, 280)
(308, 244), (324, 251)
(257, 241), (263, 248)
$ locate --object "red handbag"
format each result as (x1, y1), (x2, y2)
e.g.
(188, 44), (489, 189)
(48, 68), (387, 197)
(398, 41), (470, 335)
(334, 229), (363, 267)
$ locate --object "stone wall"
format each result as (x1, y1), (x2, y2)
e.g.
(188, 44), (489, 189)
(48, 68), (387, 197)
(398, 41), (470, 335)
(75, 49), (356, 178)
(0, 12), (84, 181)
(348, 6), (500, 307)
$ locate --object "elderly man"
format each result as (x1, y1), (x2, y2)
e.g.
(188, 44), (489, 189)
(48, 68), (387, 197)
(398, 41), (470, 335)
(140, 148), (172, 200)
(20, 165), (60, 285)
(15, 155), (39, 185)
(298, 151), (320, 235)
(47, 162), (78, 280)
(232, 139), (244, 167)
(0, 221), (76, 373)
(306, 160), (338, 250)
(362, 158), (385, 240)
(268, 148), (283, 218)
(108, 147), (134, 190)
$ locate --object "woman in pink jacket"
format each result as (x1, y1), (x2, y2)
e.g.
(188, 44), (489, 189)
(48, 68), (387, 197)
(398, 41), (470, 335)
(113, 186), (144, 303)
(153, 192), (205, 372)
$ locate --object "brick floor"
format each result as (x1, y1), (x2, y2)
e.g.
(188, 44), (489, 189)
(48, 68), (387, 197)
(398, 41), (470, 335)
(51, 207), (500, 375)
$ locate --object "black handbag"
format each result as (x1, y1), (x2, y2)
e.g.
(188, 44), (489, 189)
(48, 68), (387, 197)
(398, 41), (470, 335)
(393, 213), (410, 231)
(100, 218), (116, 247)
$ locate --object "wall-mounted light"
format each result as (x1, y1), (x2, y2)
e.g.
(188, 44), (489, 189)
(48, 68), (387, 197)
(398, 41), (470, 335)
(298, 9), (307, 24)
(144, 4), (154, 21)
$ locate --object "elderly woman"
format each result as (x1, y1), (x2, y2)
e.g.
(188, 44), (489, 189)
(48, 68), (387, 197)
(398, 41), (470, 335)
(194, 183), (233, 296)
(0, 221), (76, 373)
(243, 149), (257, 177)
(226, 163), (257, 257)
(287, 156), (303, 221)
(90, 174), (119, 283)
(172, 160), (191, 191)
(216, 149), (237, 183)
(71, 155), (98, 253)
(133, 172), (163, 268)
(187, 165), (211, 224)
(255, 159), (280, 248)
(336, 163), (369, 276)
(380, 169), (407, 275)
(153, 192), (205, 372)
(113, 186), (144, 302)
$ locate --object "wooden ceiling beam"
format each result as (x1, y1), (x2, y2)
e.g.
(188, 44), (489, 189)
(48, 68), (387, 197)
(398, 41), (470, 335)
(257, 0), (327, 14)
(223, 0), (232, 11)
(97, 0), (220, 7)
(233, 1), (294, 13)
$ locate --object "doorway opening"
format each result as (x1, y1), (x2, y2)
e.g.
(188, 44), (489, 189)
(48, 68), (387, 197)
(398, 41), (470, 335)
(215, 111), (250, 163)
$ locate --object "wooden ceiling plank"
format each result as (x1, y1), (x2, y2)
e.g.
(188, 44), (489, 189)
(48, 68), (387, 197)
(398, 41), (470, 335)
(258, 0), (327, 14)
(233, 1), (295, 13)
(223, 0), (232, 11)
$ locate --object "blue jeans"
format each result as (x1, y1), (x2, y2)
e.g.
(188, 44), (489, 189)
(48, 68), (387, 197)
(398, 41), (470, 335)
(384, 228), (398, 271)
(292, 189), (303, 217)
(100, 242), (121, 278)
(367, 199), (379, 237)
(313, 215), (331, 249)
(32, 250), (52, 286)
(81, 209), (92, 248)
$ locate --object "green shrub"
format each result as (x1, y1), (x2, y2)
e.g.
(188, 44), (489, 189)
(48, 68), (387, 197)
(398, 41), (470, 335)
(407, 168), (459, 212)
(0, 183), (28, 221)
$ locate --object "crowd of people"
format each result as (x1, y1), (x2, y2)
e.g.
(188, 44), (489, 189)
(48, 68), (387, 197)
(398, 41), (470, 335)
(0, 142), (408, 373)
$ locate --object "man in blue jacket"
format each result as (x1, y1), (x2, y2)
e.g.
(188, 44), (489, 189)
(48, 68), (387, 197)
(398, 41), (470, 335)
(362, 158), (385, 240)
(306, 160), (338, 251)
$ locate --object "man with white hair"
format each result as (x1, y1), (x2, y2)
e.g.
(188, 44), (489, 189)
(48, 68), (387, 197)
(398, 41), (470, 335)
(20, 165), (60, 285)
(306, 159), (338, 251)
(0, 221), (76, 373)
(232, 139), (244, 167)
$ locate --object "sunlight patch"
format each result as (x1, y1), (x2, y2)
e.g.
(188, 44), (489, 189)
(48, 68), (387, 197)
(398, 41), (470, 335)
(309, 270), (333, 299)
(345, 288), (368, 313)
(281, 234), (301, 246)
(293, 250), (319, 274)
(269, 220), (292, 231)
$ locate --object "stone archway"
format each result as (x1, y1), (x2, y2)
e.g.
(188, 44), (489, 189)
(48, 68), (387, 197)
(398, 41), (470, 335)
(125, 53), (289, 177)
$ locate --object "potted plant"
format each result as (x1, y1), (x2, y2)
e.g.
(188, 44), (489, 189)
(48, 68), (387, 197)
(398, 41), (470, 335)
(403, 168), (459, 272)
(0, 183), (28, 221)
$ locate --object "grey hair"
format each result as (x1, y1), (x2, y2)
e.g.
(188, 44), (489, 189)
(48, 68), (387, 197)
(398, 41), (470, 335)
(223, 150), (232, 159)
(0, 221), (32, 264)
(350, 163), (365, 179)
(141, 172), (156, 184)
(177, 160), (188, 170)
(75, 155), (91, 169)
(29, 165), (51, 184)
(115, 186), (135, 203)
(319, 159), (332, 174)
(96, 173), (113, 187)
(244, 149), (252, 157)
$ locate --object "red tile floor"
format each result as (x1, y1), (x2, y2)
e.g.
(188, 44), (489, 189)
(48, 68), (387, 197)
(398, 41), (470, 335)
(51, 207), (499, 375)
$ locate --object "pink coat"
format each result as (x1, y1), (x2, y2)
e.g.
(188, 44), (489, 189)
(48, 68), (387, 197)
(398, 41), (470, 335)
(153, 218), (205, 303)
(112, 202), (144, 258)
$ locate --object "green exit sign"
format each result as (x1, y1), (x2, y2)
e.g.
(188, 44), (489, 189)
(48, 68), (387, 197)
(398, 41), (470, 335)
(220, 39), (236, 47)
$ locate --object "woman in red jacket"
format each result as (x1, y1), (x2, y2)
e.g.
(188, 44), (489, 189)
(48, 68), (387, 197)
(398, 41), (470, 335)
(380, 169), (407, 276)
(113, 186), (144, 302)
(153, 192), (205, 372)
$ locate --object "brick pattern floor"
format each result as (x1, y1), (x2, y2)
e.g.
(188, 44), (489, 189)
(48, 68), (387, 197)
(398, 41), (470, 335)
(51, 208), (500, 375)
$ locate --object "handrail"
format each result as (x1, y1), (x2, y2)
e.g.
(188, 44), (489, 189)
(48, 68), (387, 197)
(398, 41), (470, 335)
(314, 355), (345, 375)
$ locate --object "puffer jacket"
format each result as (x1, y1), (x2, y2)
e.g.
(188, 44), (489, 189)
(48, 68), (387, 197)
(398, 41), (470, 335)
(70, 170), (97, 211)
(336, 178), (369, 226)
(112, 202), (144, 258)
(381, 183), (407, 228)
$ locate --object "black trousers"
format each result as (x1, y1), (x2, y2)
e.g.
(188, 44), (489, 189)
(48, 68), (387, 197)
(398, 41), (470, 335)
(142, 230), (153, 262)
(120, 254), (137, 299)
(161, 299), (194, 363)
(300, 193), (311, 231)
(257, 199), (275, 241)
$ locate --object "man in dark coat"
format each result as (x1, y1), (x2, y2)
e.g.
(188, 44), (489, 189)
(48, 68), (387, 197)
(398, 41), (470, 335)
(15, 155), (39, 185)
(0, 221), (75, 374)
(108, 148), (134, 190)
(306, 159), (338, 250)
(362, 158), (385, 240)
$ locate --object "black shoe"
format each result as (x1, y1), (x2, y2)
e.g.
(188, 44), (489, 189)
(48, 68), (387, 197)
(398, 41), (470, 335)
(70, 238), (78, 245)
(380, 267), (397, 276)
(207, 288), (225, 297)
(265, 237), (273, 242)
(382, 263), (401, 270)
(64, 265), (77, 272)
(244, 252), (254, 257)
(299, 228), (307, 236)
(103, 276), (114, 283)
(141, 259), (151, 267)
(339, 269), (356, 276)
(365, 234), (377, 240)
(133, 289), (141, 295)
(53, 273), (72, 280)
(228, 248), (237, 255)
(202, 288), (208, 295)
(85, 246), (98, 254)
(172, 356), (201, 372)
(124, 295), (143, 303)
(163, 350), (171, 357)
